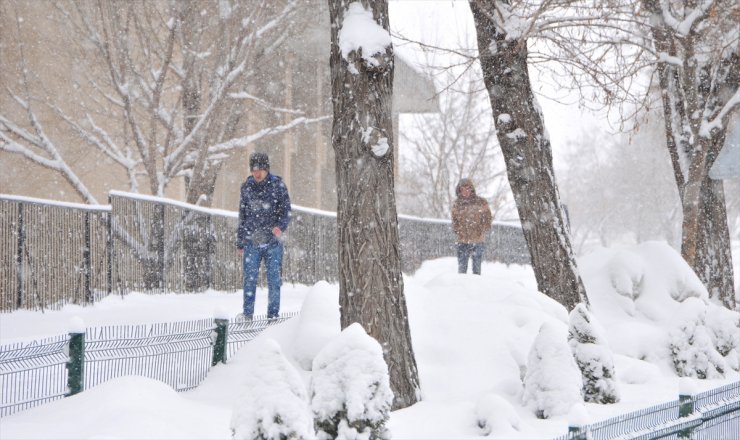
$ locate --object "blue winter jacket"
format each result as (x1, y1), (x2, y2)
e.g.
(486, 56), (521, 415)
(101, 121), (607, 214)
(236, 174), (291, 249)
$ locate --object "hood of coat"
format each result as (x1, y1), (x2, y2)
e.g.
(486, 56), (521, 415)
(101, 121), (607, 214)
(455, 178), (477, 198)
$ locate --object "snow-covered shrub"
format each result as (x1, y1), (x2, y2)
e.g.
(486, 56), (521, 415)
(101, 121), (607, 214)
(475, 393), (521, 436)
(310, 323), (393, 440)
(705, 305), (740, 371)
(669, 277), (705, 303)
(290, 281), (341, 370)
(522, 322), (583, 419)
(607, 251), (644, 301)
(231, 339), (313, 440)
(568, 304), (620, 404)
(669, 298), (728, 379)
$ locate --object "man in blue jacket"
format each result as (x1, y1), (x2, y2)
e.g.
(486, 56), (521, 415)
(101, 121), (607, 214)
(236, 152), (291, 319)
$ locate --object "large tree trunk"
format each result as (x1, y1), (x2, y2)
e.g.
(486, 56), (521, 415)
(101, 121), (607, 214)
(644, 0), (737, 309)
(696, 174), (735, 307)
(328, 0), (420, 410)
(470, 0), (587, 312)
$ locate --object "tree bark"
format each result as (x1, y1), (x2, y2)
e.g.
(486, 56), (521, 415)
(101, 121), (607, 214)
(470, 0), (587, 312)
(328, 0), (420, 410)
(643, 0), (737, 309)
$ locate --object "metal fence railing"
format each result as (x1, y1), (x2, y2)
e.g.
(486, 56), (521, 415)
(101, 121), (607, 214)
(83, 319), (216, 392)
(0, 315), (291, 417)
(555, 380), (740, 440)
(226, 312), (298, 360)
(0, 196), (111, 311)
(1, 192), (530, 311)
(0, 334), (70, 417)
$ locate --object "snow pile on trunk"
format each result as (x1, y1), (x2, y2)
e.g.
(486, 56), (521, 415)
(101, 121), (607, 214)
(337, 2), (391, 70)
(230, 339), (313, 440)
(310, 323), (392, 440)
(568, 304), (620, 404)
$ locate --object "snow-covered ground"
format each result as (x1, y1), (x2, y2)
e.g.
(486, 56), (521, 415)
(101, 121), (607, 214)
(1, 241), (738, 439)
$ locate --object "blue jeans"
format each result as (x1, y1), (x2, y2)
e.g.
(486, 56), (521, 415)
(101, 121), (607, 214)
(242, 241), (283, 318)
(457, 242), (484, 275)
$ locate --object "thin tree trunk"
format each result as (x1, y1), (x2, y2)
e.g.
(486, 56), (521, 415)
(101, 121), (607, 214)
(328, 0), (420, 410)
(470, 0), (587, 312)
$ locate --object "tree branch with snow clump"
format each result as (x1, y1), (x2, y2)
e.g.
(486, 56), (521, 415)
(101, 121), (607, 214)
(230, 339), (313, 440)
(2, 0), (308, 207)
(310, 323), (393, 440)
(568, 304), (620, 404)
(522, 322), (583, 419)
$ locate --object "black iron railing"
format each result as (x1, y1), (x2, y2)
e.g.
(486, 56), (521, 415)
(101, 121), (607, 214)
(1, 192), (529, 312)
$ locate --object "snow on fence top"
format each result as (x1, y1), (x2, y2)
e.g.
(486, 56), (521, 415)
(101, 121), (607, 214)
(109, 191), (237, 218)
(5, 191), (520, 227)
(0, 193), (111, 212)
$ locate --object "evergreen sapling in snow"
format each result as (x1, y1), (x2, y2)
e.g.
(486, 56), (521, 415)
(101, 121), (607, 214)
(568, 304), (620, 404)
(522, 322), (583, 419)
(230, 339), (313, 440)
(310, 323), (393, 440)
(669, 298), (729, 379)
(704, 305), (740, 372)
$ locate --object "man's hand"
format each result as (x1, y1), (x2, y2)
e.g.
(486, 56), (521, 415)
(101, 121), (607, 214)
(238, 248), (243, 255)
(272, 227), (282, 237)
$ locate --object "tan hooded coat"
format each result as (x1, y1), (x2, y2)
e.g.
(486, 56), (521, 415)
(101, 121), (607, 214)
(451, 179), (492, 244)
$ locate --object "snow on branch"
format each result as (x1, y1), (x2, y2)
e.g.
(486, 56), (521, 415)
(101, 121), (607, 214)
(0, 104), (98, 204)
(700, 87), (740, 138)
(658, 52), (683, 66)
(201, 115), (330, 159)
(660, 0), (715, 36)
(228, 91), (306, 115)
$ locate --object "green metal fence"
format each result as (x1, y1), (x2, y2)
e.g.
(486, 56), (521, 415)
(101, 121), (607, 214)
(0, 334), (69, 416)
(0, 314), (294, 417)
(559, 381), (740, 439)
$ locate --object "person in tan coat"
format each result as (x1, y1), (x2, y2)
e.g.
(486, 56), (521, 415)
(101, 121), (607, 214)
(451, 178), (492, 274)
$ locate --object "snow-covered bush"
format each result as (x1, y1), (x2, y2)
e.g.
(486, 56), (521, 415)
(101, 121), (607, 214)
(705, 305), (740, 371)
(607, 250), (645, 301)
(669, 298), (728, 379)
(310, 323), (393, 440)
(475, 393), (521, 436)
(568, 304), (620, 404)
(290, 281), (341, 370)
(231, 339), (313, 440)
(522, 322), (583, 419)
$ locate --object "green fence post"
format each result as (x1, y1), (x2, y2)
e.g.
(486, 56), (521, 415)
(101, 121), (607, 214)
(568, 425), (587, 440)
(678, 392), (694, 439)
(66, 331), (85, 396)
(212, 318), (229, 366)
